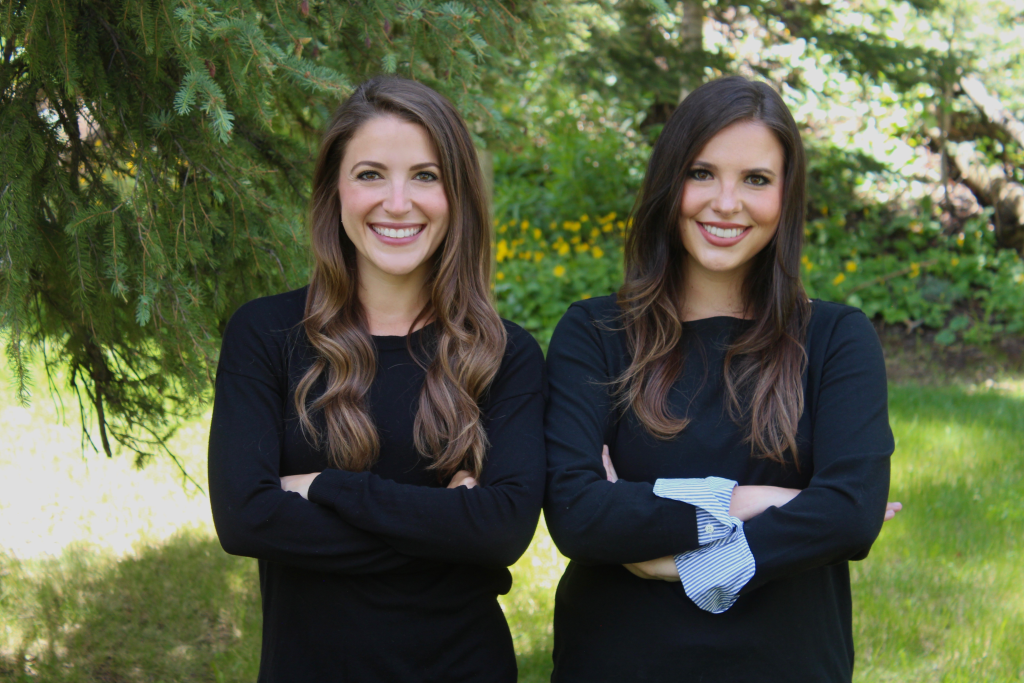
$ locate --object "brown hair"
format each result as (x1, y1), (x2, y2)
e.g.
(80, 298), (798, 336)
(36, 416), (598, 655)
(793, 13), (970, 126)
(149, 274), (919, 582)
(616, 75), (810, 465)
(295, 77), (506, 478)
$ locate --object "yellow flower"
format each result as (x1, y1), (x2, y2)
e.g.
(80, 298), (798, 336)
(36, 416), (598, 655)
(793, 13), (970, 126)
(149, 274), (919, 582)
(600, 212), (617, 223)
(832, 273), (846, 286)
(581, 293), (591, 300)
(534, 252), (544, 262)
(498, 225), (508, 234)
(845, 261), (857, 272)
(951, 257), (960, 267)
(496, 271), (505, 281)
(522, 250), (533, 260)
(571, 236), (581, 244)
(533, 229), (542, 240)
(493, 218), (500, 227)
(602, 223), (613, 233)
(558, 243), (570, 256)
(617, 221), (626, 230)
(909, 262), (920, 278)
(591, 246), (605, 259)
(821, 205), (829, 216)
(553, 265), (566, 278)
(550, 221), (557, 230)
(590, 228), (600, 239)
(956, 234), (965, 246)
(521, 220), (530, 231)
(801, 255), (813, 271)
(575, 242), (590, 253)
(580, 214), (590, 222)
(563, 221), (581, 232)
(496, 239), (509, 263)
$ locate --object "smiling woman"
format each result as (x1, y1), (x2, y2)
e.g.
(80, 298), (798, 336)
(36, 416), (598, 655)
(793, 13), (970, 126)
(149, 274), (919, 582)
(543, 76), (900, 682)
(207, 77), (545, 683)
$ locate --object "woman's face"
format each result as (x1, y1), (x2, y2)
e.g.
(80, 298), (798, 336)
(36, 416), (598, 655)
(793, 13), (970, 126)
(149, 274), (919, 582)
(338, 115), (449, 285)
(679, 120), (785, 282)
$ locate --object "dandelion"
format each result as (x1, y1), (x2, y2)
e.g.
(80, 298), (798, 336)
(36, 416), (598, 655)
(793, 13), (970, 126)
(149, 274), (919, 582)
(533, 229), (542, 240)
(801, 255), (814, 271)
(576, 242), (590, 253)
(592, 246), (605, 259)
(951, 257), (960, 267)
(832, 273), (846, 286)
(580, 214), (590, 222)
(521, 220), (530, 231)
(581, 293), (591, 300)
(590, 228), (600, 239)
(845, 261), (857, 273)
(617, 221), (626, 230)
(558, 243), (570, 256)
(909, 262), (920, 278)
(496, 271), (505, 281)
(496, 240), (509, 263)
(821, 206), (829, 216)
(956, 233), (965, 246)
(553, 265), (566, 278)
(603, 224), (613, 233)
(600, 212), (617, 224)
(534, 252), (544, 263)
(571, 236), (581, 245)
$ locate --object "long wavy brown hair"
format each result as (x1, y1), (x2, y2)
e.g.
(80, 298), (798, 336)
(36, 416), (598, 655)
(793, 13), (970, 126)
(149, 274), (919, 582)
(295, 77), (506, 479)
(616, 76), (811, 465)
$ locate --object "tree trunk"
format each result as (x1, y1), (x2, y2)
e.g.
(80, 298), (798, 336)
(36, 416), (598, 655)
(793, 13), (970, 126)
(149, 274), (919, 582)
(960, 75), (1024, 149)
(678, 0), (705, 101)
(948, 142), (1024, 253)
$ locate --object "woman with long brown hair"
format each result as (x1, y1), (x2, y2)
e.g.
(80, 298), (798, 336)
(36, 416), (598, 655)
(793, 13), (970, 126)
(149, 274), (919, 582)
(544, 76), (899, 681)
(208, 77), (545, 682)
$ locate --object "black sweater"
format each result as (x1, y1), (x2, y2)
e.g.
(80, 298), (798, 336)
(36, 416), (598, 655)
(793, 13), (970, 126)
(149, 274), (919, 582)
(544, 295), (894, 682)
(208, 287), (546, 683)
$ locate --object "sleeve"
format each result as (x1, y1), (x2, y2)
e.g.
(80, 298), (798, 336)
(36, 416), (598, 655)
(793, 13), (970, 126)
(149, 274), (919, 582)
(543, 304), (703, 565)
(208, 303), (425, 575)
(739, 310), (894, 595)
(654, 476), (756, 613)
(305, 334), (546, 568)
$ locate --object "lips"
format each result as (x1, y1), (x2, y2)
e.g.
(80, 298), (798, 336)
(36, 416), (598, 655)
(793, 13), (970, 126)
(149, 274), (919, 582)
(697, 221), (751, 247)
(370, 223), (425, 244)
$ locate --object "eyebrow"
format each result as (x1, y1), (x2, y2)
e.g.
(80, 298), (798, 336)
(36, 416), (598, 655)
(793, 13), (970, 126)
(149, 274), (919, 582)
(691, 160), (778, 177)
(352, 161), (441, 171)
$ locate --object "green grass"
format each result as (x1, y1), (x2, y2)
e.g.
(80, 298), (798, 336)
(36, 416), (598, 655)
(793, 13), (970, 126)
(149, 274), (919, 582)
(1, 371), (1022, 681)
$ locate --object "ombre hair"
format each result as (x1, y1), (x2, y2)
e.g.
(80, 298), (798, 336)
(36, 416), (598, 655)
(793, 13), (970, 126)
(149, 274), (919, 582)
(295, 77), (506, 478)
(616, 75), (810, 465)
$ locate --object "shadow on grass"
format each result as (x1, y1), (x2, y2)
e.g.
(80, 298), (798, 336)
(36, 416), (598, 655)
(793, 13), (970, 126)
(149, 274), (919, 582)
(0, 530), (262, 683)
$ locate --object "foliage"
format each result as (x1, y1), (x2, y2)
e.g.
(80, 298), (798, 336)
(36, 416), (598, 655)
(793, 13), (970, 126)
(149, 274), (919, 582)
(493, 212), (625, 348)
(0, 0), (540, 463)
(801, 145), (1024, 345)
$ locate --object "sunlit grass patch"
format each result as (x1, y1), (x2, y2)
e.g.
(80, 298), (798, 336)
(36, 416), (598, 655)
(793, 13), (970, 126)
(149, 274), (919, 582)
(852, 383), (1024, 682)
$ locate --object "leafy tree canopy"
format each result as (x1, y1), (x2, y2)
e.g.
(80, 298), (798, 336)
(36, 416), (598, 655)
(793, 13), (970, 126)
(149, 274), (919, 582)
(0, 0), (544, 469)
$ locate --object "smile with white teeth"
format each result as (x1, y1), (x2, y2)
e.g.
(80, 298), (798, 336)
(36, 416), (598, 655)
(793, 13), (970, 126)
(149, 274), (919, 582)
(371, 225), (424, 239)
(700, 223), (747, 239)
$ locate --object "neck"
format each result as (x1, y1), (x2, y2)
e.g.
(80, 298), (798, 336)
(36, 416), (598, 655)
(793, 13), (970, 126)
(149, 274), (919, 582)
(680, 256), (749, 322)
(357, 261), (433, 337)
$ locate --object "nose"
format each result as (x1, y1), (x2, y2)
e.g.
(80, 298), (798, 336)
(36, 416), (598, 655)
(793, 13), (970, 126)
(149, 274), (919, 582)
(710, 180), (741, 216)
(383, 180), (411, 215)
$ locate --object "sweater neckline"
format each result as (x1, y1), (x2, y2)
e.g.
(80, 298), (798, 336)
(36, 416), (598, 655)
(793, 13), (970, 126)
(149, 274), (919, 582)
(371, 323), (434, 351)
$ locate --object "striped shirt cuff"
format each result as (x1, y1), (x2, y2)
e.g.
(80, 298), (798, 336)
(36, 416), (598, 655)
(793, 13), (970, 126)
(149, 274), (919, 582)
(653, 477), (739, 545)
(673, 525), (756, 614)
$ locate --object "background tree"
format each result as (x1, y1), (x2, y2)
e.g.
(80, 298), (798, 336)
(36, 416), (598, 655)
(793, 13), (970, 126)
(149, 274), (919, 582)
(0, 0), (544, 470)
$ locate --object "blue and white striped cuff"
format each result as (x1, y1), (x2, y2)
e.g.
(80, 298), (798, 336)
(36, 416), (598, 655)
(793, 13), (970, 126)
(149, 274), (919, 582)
(653, 477), (739, 545)
(673, 525), (756, 614)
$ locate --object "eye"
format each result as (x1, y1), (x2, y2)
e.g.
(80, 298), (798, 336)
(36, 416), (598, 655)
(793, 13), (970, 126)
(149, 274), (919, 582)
(688, 168), (713, 181)
(414, 170), (439, 182)
(746, 174), (771, 186)
(356, 170), (382, 180)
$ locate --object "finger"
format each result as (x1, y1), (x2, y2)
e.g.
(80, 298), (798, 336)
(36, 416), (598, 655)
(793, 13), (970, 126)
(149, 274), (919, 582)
(602, 445), (617, 483)
(883, 510), (895, 522)
(886, 502), (903, 512)
(460, 477), (478, 489)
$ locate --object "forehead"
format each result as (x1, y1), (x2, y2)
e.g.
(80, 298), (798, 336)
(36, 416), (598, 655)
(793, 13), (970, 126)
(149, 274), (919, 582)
(695, 120), (784, 170)
(342, 115), (439, 163)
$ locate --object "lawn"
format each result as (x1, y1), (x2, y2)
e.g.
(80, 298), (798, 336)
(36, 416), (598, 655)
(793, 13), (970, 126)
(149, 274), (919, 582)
(1, 367), (1022, 682)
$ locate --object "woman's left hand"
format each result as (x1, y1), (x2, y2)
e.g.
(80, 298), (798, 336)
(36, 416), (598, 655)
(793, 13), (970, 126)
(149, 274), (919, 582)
(281, 472), (321, 500)
(624, 555), (680, 582)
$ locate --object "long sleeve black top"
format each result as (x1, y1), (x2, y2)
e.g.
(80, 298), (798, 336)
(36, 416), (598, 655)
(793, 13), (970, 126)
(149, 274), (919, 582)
(208, 287), (546, 683)
(544, 295), (894, 682)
